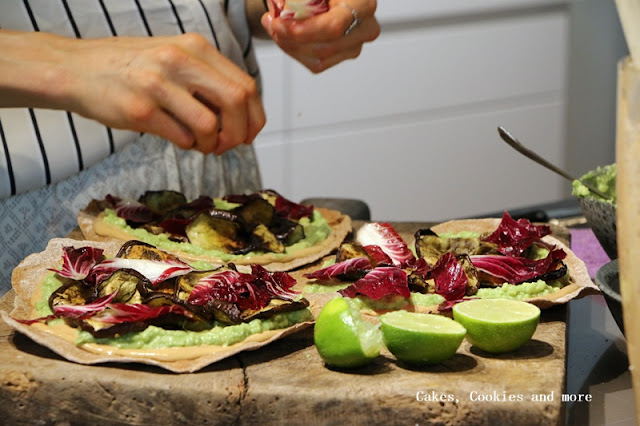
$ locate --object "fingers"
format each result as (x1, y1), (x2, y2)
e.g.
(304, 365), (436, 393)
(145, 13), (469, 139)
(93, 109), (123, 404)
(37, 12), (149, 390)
(273, 16), (378, 73)
(264, 0), (379, 73)
(269, 0), (378, 43)
(59, 34), (265, 155)
(149, 34), (265, 155)
(176, 54), (265, 154)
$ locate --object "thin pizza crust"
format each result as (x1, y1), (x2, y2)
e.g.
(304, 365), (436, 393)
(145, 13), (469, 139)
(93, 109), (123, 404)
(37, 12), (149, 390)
(78, 203), (352, 272)
(298, 218), (599, 315)
(0, 239), (315, 373)
(430, 218), (599, 308)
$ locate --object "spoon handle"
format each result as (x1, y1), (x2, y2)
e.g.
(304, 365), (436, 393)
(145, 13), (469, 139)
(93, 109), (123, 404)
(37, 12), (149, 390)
(497, 126), (611, 200)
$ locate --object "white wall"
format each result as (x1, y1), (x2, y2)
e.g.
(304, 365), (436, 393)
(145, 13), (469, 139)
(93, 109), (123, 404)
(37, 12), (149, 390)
(253, 1), (623, 222)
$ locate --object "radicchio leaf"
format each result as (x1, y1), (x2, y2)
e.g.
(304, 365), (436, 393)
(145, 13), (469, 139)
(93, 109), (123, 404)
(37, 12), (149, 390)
(188, 270), (271, 311)
(52, 292), (117, 319)
(304, 257), (372, 281)
(274, 195), (314, 220)
(269, 0), (329, 20)
(250, 264), (299, 300)
(339, 267), (410, 300)
(107, 194), (158, 224)
(362, 245), (394, 266)
(87, 258), (193, 286)
(481, 211), (551, 257)
(356, 222), (416, 267)
(156, 217), (191, 237)
(408, 257), (431, 277)
(48, 246), (104, 280)
(470, 248), (567, 284)
(13, 290), (116, 324)
(430, 253), (468, 301)
(93, 302), (195, 324)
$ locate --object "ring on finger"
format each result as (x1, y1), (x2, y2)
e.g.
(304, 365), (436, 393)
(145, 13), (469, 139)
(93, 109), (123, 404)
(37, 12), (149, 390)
(337, 3), (359, 36)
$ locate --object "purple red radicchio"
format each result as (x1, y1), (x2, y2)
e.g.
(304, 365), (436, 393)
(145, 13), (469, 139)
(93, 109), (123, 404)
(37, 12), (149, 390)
(92, 303), (195, 324)
(274, 195), (314, 220)
(52, 292), (117, 320)
(429, 253), (468, 301)
(362, 245), (394, 266)
(188, 267), (298, 311)
(86, 258), (193, 286)
(269, 0), (329, 20)
(48, 246), (104, 281)
(481, 211), (551, 257)
(106, 194), (157, 224)
(356, 222), (416, 267)
(339, 267), (410, 300)
(470, 248), (567, 284)
(304, 257), (372, 281)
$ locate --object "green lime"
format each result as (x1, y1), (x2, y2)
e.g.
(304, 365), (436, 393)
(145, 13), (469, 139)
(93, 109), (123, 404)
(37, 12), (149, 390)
(452, 299), (540, 353)
(313, 296), (383, 368)
(380, 311), (466, 365)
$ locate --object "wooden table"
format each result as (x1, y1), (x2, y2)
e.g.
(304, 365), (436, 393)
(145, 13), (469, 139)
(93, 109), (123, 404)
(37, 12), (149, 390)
(0, 223), (568, 425)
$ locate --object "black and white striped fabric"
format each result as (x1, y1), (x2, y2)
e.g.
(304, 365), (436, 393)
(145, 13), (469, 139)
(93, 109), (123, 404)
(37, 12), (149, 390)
(0, 0), (260, 198)
(0, 1), (263, 295)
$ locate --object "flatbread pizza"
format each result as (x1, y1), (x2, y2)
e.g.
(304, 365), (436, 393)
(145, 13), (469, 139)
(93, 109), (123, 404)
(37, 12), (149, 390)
(1, 239), (318, 373)
(298, 212), (598, 315)
(78, 190), (352, 272)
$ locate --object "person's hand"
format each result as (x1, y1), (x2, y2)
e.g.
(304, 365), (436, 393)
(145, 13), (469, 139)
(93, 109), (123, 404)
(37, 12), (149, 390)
(1, 31), (265, 155)
(262, 0), (379, 73)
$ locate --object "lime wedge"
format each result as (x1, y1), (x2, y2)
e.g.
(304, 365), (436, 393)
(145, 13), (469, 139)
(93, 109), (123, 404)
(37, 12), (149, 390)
(380, 311), (466, 365)
(313, 296), (383, 368)
(452, 299), (540, 353)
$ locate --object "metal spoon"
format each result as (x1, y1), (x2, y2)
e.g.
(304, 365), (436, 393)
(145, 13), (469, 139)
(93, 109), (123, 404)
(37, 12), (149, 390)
(497, 126), (611, 200)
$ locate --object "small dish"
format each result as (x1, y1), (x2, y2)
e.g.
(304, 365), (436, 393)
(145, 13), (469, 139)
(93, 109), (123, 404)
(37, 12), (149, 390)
(595, 259), (624, 334)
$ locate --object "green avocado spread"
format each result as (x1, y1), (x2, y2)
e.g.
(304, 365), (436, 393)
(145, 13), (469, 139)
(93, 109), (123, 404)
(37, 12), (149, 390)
(76, 309), (312, 349)
(38, 273), (312, 349)
(572, 163), (616, 203)
(102, 207), (331, 260)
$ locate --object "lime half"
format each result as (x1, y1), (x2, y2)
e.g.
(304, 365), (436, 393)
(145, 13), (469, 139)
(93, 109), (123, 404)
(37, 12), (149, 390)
(313, 296), (383, 368)
(452, 299), (540, 353)
(380, 311), (466, 365)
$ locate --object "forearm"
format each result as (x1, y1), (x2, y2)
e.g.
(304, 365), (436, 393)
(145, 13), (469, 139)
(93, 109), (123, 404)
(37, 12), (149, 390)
(0, 30), (74, 110)
(245, 0), (270, 39)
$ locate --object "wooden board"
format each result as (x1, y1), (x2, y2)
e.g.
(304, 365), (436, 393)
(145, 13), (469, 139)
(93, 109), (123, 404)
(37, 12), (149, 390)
(0, 222), (569, 425)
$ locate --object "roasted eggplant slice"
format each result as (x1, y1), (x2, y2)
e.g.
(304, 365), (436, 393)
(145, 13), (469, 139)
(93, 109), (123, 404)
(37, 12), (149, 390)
(116, 240), (185, 263)
(138, 190), (187, 215)
(185, 210), (249, 252)
(271, 217), (305, 246)
(336, 242), (369, 262)
(538, 261), (568, 282)
(456, 254), (479, 296)
(96, 268), (148, 303)
(143, 293), (213, 329)
(251, 224), (285, 254)
(49, 281), (95, 311)
(407, 271), (435, 294)
(233, 197), (275, 227)
(240, 298), (309, 322)
(415, 229), (498, 266)
(176, 269), (227, 302)
(283, 223), (305, 246)
(163, 195), (215, 221)
(78, 320), (150, 339)
(140, 224), (167, 236)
